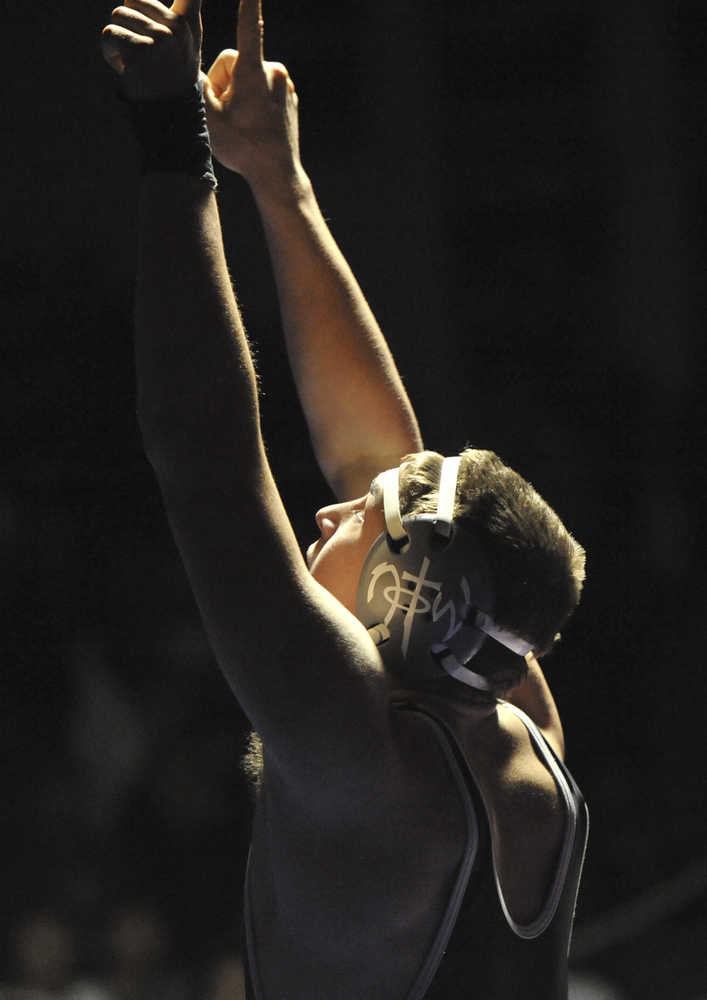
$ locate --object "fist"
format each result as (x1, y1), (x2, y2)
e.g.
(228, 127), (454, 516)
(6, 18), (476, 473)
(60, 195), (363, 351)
(101, 0), (202, 101)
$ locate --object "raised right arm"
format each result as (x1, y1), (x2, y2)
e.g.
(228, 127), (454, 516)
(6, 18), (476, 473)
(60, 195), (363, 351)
(253, 168), (423, 501)
(203, 13), (423, 500)
(100, 0), (393, 795)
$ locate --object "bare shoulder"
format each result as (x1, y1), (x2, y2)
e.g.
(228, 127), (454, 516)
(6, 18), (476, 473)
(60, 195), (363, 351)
(472, 703), (565, 833)
(478, 702), (567, 925)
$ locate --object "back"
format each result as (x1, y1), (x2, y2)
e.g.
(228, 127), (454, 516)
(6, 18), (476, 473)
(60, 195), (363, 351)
(243, 699), (588, 1000)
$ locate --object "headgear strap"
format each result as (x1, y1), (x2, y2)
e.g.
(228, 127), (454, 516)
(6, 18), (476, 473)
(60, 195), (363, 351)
(380, 467), (407, 544)
(473, 610), (533, 657)
(371, 455), (534, 681)
(432, 645), (495, 691)
(434, 456), (460, 536)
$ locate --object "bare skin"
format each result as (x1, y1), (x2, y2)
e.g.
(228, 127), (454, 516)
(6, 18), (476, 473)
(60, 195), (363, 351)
(101, 1), (569, 995)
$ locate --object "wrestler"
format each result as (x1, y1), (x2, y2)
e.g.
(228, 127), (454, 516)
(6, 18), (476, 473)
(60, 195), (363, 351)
(101, 0), (588, 996)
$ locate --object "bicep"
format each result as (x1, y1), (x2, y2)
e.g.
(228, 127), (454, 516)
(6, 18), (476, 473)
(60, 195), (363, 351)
(158, 450), (390, 776)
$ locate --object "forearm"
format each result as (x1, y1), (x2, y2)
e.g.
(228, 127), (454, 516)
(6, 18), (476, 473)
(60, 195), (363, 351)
(136, 173), (261, 476)
(251, 169), (422, 498)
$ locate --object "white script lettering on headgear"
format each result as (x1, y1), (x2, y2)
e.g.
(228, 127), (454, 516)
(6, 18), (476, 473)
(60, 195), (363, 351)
(367, 557), (470, 658)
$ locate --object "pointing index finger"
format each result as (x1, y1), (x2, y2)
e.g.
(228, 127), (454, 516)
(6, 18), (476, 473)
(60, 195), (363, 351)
(237, 0), (264, 68)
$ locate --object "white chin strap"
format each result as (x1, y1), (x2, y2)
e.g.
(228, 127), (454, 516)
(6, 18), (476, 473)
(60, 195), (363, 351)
(432, 644), (496, 692)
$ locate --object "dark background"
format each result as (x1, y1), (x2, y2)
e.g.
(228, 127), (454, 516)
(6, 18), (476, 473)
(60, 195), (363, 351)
(1, 0), (705, 997)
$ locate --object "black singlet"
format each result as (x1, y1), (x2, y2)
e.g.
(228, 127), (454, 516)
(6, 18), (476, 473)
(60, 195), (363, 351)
(243, 701), (588, 999)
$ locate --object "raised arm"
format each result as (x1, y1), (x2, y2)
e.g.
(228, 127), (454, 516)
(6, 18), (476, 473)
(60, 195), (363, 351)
(203, 4), (423, 499)
(101, 0), (392, 788)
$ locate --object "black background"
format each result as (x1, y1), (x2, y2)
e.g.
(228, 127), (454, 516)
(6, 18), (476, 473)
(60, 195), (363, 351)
(1, 1), (705, 996)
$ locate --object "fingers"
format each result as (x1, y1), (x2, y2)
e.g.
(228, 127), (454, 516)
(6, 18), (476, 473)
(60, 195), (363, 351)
(270, 66), (289, 104)
(200, 69), (219, 110)
(101, 27), (127, 73)
(101, 0), (202, 96)
(122, 0), (176, 28)
(101, 23), (154, 73)
(236, 0), (263, 70)
(102, 1), (172, 75)
(109, 6), (172, 39)
(207, 48), (238, 97)
(269, 62), (294, 99)
(171, 0), (202, 21)
(269, 61), (292, 86)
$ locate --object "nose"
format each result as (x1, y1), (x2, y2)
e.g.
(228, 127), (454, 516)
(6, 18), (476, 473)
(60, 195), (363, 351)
(315, 501), (346, 541)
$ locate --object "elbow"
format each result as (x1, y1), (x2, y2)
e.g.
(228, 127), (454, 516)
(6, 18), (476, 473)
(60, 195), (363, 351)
(136, 395), (191, 476)
(138, 418), (188, 483)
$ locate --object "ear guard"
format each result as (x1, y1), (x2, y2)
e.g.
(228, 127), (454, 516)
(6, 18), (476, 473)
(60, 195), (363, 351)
(355, 456), (533, 692)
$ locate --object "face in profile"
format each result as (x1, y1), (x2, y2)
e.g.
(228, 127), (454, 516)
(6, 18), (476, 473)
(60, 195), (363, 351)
(306, 479), (386, 613)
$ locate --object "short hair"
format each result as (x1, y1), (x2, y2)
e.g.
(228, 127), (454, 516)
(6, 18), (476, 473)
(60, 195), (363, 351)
(398, 448), (586, 695)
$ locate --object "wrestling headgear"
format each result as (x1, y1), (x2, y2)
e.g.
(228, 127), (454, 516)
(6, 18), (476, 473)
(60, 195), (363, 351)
(355, 456), (533, 692)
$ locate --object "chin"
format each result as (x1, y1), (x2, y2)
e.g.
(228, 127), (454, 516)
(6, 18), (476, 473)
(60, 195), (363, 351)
(305, 540), (321, 569)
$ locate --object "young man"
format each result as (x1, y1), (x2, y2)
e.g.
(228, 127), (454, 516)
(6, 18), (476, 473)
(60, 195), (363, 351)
(101, 1), (588, 996)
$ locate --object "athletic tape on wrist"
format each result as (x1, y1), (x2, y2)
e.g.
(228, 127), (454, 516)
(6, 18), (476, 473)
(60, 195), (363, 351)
(126, 79), (217, 190)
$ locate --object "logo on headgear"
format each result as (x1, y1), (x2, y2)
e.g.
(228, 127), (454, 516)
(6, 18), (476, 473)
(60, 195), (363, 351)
(366, 555), (471, 659)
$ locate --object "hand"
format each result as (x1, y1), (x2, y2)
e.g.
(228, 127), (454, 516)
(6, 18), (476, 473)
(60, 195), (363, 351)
(101, 0), (202, 101)
(201, 0), (302, 190)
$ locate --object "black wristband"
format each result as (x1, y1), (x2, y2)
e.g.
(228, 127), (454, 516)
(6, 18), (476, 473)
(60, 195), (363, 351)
(125, 79), (217, 190)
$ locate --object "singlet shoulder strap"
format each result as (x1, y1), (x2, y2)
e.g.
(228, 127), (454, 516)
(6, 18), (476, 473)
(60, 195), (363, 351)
(496, 702), (589, 941)
(394, 700), (482, 1000)
(243, 846), (263, 1000)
